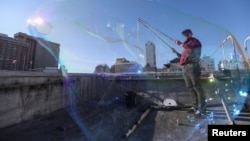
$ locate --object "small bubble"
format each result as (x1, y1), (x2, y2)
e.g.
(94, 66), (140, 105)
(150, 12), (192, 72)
(200, 128), (206, 134)
(207, 112), (215, 124)
(35, 21), (53, 35)
(27, 16), (53, 35)
(106, 17), (124, 34)
(187, 114), (195, 122)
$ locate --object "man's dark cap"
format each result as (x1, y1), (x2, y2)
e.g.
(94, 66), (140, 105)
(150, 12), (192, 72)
(182, 29), (192, 35)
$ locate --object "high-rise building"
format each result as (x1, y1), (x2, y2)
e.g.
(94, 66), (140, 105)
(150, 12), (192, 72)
(200, 55), (215, 72)
(14, 32), (60, 71)
(145, 41), (156, 71)
(110, 58), (142, 73)
(0, 33), (29, 71)
(94, 64), (110, 74)
(0, 32), (60, 71)
(14, 32), (38, 70)
(34, 38), (60, 70)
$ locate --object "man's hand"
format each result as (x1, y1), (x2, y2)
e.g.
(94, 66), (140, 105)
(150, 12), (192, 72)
(174, 40), (182, 45)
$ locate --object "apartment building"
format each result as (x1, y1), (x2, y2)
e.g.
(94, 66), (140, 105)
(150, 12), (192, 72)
(0, 32), (60, 71)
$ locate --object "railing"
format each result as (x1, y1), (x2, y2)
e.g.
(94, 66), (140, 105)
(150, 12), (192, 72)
(221, 34), (249, 70)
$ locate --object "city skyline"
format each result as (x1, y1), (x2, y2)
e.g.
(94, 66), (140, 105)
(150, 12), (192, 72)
(0, 30), (245, 73)
(1, 0), (250, 73)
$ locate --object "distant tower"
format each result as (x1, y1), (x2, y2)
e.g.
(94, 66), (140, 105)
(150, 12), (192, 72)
(145, 41), (156, 70)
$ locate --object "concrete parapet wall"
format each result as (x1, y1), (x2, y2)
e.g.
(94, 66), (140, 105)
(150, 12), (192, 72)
(0, 71), (244, 130)
(0, 71), (66, 129)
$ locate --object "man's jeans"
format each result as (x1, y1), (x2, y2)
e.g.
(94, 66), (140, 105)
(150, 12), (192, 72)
(182, 63), (206, 113)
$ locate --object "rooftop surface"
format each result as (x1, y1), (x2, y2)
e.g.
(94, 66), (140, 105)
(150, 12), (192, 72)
(1, 93), (250, 141)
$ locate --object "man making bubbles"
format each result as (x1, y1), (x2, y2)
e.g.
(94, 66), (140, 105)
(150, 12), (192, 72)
(173, 29), (206, 117)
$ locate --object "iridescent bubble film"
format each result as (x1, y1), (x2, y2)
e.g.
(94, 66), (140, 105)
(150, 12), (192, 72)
(25, 0), (250, 140)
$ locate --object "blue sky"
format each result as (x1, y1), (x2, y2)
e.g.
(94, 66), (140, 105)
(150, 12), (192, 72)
(1, 0), (250, 73)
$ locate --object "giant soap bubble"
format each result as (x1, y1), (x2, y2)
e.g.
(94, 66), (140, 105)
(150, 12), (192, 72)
(27, 0), (250, 140)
